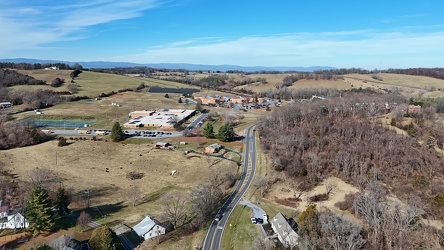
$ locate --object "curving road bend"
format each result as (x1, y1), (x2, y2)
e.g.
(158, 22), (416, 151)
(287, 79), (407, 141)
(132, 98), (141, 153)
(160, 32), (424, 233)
(202, 124), (257, 250)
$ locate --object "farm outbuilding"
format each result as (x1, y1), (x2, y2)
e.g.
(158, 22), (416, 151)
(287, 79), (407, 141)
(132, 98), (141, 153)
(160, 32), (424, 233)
(205, 143), (223, 154)
(133, 216), (166, 241)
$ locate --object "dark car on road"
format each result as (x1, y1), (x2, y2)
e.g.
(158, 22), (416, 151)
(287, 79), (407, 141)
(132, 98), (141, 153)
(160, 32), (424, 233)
(215, 213), (223, 222)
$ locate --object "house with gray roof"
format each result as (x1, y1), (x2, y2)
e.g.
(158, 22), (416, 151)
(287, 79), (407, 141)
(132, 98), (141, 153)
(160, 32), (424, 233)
(49, 234), (82, 250)
(205, 143), (223, 154)
(132, 216), (166, 241)
(271, 212), (299, 247)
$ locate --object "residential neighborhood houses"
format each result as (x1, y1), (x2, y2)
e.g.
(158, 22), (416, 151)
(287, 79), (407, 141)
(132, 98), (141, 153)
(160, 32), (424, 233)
(193, 94), (279, 109)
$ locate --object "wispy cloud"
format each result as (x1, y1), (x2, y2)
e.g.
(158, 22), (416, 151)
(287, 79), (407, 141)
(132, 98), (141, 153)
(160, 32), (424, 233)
(0, 0), (162, 54)
(117, 30), (444, 68)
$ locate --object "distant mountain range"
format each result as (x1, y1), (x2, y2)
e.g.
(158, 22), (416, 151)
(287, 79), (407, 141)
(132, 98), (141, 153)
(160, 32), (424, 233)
(0, 58), (335, 72)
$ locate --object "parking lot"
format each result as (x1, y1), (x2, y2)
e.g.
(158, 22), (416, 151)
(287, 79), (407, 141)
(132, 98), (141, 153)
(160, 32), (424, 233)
(49, 129), (182, 138)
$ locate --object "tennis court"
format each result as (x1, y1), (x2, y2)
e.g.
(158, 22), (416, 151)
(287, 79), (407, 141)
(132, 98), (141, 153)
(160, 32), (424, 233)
(34, 119), (95, 128)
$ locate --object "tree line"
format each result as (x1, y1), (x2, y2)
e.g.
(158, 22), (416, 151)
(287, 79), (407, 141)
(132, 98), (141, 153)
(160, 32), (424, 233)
(0, 69), (46, 86)
(0, 62), (80, 71)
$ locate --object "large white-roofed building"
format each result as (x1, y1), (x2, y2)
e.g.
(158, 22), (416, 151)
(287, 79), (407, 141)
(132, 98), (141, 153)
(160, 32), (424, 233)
(124, 109), (196, 129)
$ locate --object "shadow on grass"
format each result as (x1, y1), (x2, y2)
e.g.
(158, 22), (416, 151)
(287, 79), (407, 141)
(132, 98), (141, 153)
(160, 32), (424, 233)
(234, 135), (245, 141)
(139, 185), (176, 205)
(83, 202), (127, 221)
(123, 230), (142, 246)
(74, 186), (120, 205)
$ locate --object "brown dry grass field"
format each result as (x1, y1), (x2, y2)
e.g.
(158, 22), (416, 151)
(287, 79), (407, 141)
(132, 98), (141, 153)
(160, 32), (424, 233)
(0, 137), (243, 249)
(0, 138), (238, 213)
(13, 70), (197, 98)
(344, 73), (444, 98)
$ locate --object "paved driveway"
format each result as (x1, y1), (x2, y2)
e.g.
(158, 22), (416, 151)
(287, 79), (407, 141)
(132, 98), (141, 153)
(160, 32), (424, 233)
(239, 200), (268, 224)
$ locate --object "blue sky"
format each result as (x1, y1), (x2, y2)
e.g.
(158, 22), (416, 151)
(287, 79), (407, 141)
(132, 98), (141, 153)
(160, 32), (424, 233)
(1, 0), (444, 69)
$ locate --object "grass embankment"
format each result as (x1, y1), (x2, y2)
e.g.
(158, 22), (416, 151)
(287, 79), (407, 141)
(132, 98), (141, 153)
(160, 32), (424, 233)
(221, 205), (258, 250)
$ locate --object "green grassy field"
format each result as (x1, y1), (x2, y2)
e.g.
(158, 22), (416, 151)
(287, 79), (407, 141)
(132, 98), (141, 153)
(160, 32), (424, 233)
(221, 205), (258, 250)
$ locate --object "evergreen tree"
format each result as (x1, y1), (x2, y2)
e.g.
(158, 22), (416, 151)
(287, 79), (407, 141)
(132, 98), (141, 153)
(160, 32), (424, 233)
(26, 186), (55, 234)
(407, 122), (417, 137)
(203, 123), (215, 139)
(89, 226), (115, 250)
(164, 93), (169, 98)
(110, 122), (124, 142)
(54, 187), (70, 217)
(218, 123), (235, 142)
(178, 97), (183, 103)
(297, 204), (318, 236)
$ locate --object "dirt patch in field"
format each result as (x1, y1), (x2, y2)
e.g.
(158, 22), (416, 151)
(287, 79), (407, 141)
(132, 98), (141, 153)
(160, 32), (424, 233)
(268, 177), (360, 217)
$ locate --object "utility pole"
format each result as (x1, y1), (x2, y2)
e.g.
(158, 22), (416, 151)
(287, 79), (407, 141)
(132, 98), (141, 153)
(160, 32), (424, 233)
(85, 190), (91, 208)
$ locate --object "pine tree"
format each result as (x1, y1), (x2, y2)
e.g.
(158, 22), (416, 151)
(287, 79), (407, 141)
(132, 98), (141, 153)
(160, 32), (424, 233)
(26, 186), (55, 234)
(203, 123), (215, 139)
(110, 122), (124, 142)
(54, 187), (70, 217)
(218, 123), (235, 142)
(178, 97), (183, 103)
(297, 204), (319, 236)
(89, 226), (115, 250)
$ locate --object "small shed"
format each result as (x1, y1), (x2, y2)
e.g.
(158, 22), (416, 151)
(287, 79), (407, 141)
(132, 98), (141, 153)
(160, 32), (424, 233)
(156, 142), (171, 149)
(205, 143), (223, 154)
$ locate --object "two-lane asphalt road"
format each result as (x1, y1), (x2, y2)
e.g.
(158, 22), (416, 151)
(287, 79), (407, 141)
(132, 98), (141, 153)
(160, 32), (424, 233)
(202, 124), (257, 250)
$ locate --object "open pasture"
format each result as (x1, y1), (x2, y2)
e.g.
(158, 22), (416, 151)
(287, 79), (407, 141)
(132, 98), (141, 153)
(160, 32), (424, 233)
(13, 70), (199, 98)
(0, 139), (236, 207)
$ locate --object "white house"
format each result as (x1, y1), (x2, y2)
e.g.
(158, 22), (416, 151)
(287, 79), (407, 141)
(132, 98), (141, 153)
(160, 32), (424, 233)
(0, 206), (9, 218)
(0, 213), (29, 230)
(132, 216), (166, 241)
(271, 212), (299, 248)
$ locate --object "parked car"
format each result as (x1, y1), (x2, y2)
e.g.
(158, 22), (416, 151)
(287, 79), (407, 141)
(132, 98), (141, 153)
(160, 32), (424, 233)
(251, 217), (257, 224)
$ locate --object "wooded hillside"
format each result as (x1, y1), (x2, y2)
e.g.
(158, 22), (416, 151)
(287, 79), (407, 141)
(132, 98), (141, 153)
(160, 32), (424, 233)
(258, 92), (444, 249)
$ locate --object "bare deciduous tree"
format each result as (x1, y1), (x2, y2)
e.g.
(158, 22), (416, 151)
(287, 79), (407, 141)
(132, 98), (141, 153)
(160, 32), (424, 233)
(324, 181), (338, 196)
(254, 176), (269, 197)
(190, 182), (224, 221)
(77, 211), (91, 232)
(161, 192), (189, 229)
(127, 185), (141, 207)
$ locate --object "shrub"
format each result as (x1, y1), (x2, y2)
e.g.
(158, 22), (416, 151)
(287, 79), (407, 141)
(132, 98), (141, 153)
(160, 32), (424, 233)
(335, 193), (356, 212)
(57, 137), (68, 147)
